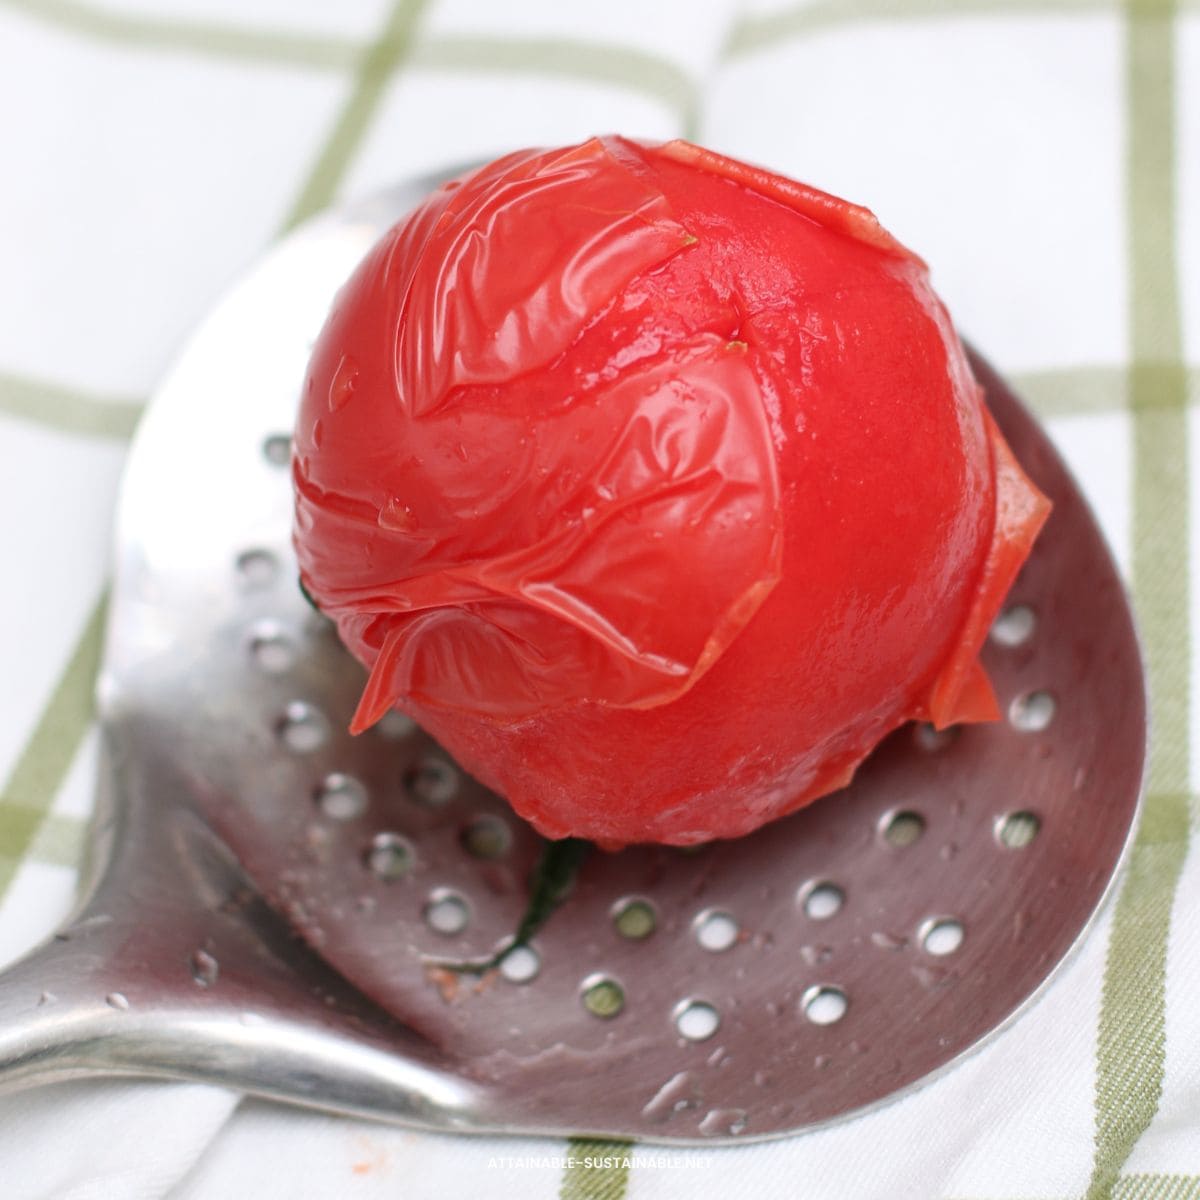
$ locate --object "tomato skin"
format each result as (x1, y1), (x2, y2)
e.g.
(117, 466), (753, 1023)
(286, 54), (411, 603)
(293, 136), (1049, 848)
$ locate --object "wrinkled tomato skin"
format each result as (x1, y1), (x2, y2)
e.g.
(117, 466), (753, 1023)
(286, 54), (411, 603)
(294, 137), (1048, 848)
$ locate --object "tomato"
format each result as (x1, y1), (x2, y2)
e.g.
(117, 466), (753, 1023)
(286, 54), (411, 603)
(293, 136), (1049, 848)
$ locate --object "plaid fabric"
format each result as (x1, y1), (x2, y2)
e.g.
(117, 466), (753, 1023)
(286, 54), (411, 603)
(0, 0), (1196, 1195)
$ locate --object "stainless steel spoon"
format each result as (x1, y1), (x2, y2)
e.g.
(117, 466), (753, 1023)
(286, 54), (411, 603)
(0, 171), (1146, 1143)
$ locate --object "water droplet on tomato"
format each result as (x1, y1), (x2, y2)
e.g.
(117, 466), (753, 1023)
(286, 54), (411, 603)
(379, 497), (419, 532)
(328, 353), (359, 411)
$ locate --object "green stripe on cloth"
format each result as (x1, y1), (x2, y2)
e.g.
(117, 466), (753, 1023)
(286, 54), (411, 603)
(0, 370), (142, 441)
(559, 1138), (632, 1200)
(0, 0), (357, 69)
(1123, 0), (1188, 824)
(27, 811), (88, 869)
(0, 812), (87, 872)
(725, 0), (1117, 57)
(0, 592), (107, 899)
(412, 36), (698, 133)
(1087, 1), (1188, 1196)
(1091, 794), (1190, 1200)
(280, 0), (431, 232)
(1014, 367), (1200, 420)
(1013, 367), (1129, 419)
(1115, 1173), (1200, 1199)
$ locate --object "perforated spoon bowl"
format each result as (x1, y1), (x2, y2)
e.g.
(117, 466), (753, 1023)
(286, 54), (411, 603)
(0, 171), (1146, 1143)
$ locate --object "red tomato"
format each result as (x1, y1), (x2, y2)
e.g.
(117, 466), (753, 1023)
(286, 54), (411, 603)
(293, 136), (1049, 848)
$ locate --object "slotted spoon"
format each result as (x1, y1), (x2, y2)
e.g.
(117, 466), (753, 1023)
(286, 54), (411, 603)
(0, 170), (1146, 1143)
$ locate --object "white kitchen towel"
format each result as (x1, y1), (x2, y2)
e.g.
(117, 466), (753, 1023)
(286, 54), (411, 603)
(0, 1), (1196, 1197)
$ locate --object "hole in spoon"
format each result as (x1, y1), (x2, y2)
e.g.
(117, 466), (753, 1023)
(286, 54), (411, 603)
(248, 621), (294, 673)
(236, 548), (278, 587)
(802, 985), (847, 1025)
(582, 975), (625, 1019)
(919, 917), (965, 956)
(365, 832), (414, 881)
(1010, 691), (1056, 732)
(996, 810), (1041, 849)
(612, 897), (657, 940)
(405, 758), (458, 807)
(375, 709), (416, 740)
(262, 433), (292, 466)
(499, 943), (541, 984)
(800, 881), (844, 920)
(694, 909), (738, 951)
(277, 702), (329, 753)
(424, 890), (469, 935)
(316, 773), (368, 821)
(990, 603), (1036, 647)
(460, 814), (512, 859)
(880, 810), (925, 848)
(913, 723), (958, 752)
(675, 999), (720, 1041)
